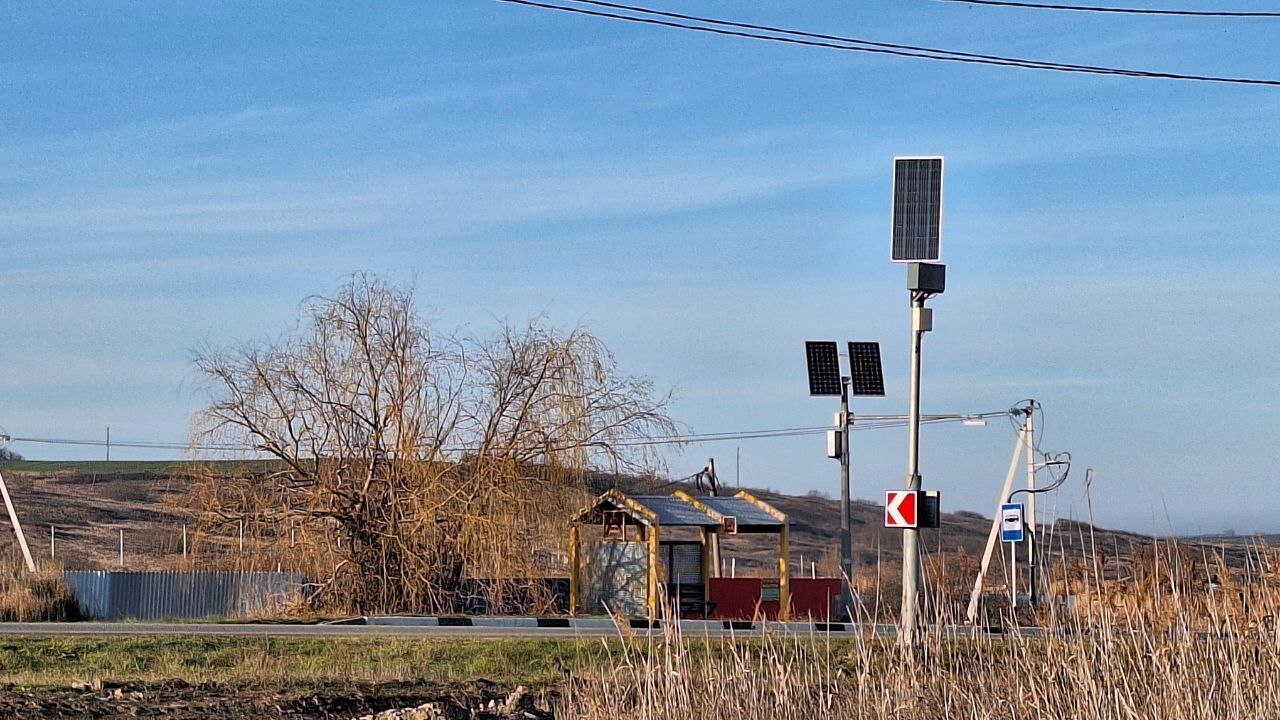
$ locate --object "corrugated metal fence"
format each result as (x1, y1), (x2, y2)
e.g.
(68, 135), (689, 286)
(63, 571), (306, 621)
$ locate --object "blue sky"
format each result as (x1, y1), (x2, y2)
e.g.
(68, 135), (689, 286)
(2, 1), (1278, 533)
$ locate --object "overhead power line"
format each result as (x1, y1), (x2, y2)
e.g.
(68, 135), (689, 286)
(1, 410), (1015, 454)
(938, 0), (1280, 18)
(496, 0), (1280, 87)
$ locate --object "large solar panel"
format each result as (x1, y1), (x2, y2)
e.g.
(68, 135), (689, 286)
(847, 342), (885, 397)
(891, 157), (943, 262)
(804, 341), (843, 396)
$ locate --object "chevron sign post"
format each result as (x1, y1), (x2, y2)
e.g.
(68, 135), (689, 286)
(884, 490), (918, 529)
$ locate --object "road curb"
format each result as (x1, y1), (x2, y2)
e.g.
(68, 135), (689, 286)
(349, 616), (861, 633)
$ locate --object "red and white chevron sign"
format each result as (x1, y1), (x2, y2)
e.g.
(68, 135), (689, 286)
(884, 490), (918, 529)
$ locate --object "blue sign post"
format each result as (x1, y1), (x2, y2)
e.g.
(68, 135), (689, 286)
(1000, 503), (1024, 543)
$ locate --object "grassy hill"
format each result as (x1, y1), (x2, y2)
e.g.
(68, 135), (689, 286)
(0, 461), (1259, 582)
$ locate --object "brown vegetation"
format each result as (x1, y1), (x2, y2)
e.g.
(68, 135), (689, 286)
(566, 552), (1280, 720)
(0, 549), (78, 621)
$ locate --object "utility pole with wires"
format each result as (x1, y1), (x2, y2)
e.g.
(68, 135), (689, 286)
(963, 402), (1072, 623)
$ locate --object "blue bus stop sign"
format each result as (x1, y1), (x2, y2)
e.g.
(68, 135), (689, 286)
(1000, 503), (1024, 543)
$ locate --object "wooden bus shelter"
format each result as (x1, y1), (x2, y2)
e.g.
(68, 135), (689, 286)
(569, 488), (790, 620)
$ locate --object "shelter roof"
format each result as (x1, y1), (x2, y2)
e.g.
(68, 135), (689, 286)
(573, 489), (787, 532)
(697, 496), (784, 528)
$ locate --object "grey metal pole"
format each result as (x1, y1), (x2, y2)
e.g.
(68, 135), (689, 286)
(900, 292), (926, 646)
(1010, 537), (1017, 608)
(839, 380), (853, 617)
(1026, 410), (1039, 606)
(118, 529), (124, 567)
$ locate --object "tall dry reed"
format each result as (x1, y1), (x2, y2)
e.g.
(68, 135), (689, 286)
(564, 541), (1280, 720)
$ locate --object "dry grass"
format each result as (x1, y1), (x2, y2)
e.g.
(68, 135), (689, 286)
(564, 619), (1280, 719)
(0, 550), (79, 621)
(563, 543), (1280, 720)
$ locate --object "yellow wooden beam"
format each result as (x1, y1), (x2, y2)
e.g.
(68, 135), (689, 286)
(699, 527), (711, 607)
(608, 489), (660, 524)
(571, 488), (660, 526)
(647, 523), (661, 621)
(779, 521), (791, 622)
(733, 489), (787, 522)
(673, 490), (725, 521)
(568, 524), (580, 616)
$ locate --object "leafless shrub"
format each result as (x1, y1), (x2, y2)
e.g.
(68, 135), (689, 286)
(188, 274), (676, 614)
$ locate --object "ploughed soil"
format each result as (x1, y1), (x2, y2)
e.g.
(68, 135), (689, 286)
(0, 680), (558, 719)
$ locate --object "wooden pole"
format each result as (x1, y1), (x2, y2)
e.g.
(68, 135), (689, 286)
(779, 522), (791, 621)
(0, 470), (36, 572)
(568, 524), (580, 616)
(699, 527), (711, 609)
(965, 425), (1027, 624)
(647, 523), (660, 621)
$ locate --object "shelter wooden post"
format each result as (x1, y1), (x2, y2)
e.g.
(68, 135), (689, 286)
(779, 521), (791, 621)
(568, 524), (580, 616)
(647, 523), (661, 621)
(699, 527), (712, 607)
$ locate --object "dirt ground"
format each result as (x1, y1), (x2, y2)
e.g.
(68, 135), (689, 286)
(0, 680), (557, 719)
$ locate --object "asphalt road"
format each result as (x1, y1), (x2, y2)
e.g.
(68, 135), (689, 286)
(0, 621), (845, 639)
(0, 621), (1038, 639)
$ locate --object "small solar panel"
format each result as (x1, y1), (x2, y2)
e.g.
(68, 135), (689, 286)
(804, 341), (843, 396)
(847, 342), (885, 397)
(891, 157), (943, 262)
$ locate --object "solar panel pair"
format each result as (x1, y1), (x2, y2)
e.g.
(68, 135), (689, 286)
(805, 341), (884, 397)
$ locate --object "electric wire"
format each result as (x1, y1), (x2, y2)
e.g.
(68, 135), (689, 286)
(496, 0), (1280, 87)
(0, 409), (1019, 454)
(938, 0), (1280, 18)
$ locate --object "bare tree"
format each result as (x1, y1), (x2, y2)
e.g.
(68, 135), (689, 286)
(190, 274), (676, 613)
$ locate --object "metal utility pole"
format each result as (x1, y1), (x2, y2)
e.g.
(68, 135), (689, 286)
(838, 380), (853, 614)
(900, 292), (926, 644)
(805, 341), (885, 621)
(888, 156), (946, 646)
(900, 263), (945, 646)
(106, 426), (111, 462)
(1025, 410), (1038, 606)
